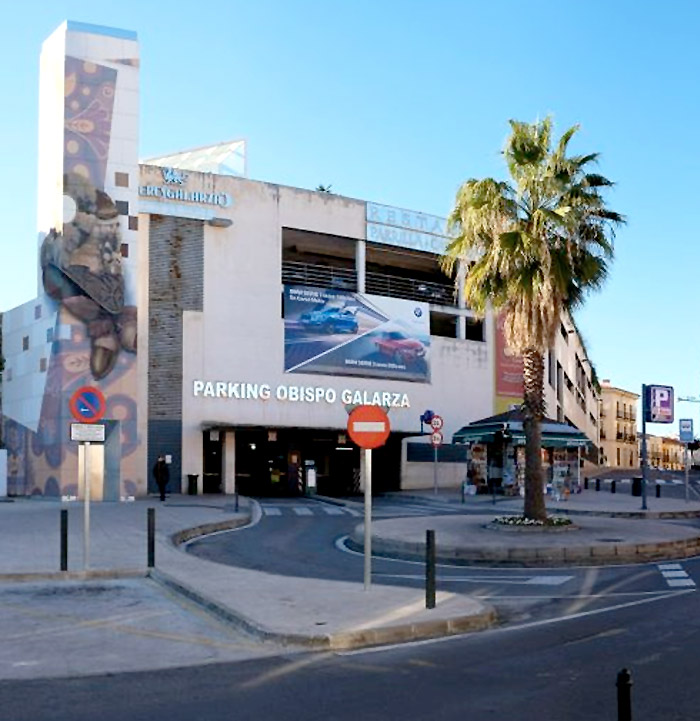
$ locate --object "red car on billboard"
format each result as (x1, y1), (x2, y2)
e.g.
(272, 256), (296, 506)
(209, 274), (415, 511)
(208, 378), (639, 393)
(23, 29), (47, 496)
(375, 331), (426, 365)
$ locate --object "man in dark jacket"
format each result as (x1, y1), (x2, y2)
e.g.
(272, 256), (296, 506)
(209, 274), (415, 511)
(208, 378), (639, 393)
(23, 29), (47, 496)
(153, 455), (170, 501)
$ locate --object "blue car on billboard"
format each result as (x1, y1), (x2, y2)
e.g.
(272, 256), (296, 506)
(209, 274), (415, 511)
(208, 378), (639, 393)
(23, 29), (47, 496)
(299, 307), (359, 334)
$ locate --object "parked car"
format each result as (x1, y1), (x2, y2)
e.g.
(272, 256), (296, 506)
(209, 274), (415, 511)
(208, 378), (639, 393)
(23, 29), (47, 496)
(375, 331), (426, 364)
(299, 307), (359, 334)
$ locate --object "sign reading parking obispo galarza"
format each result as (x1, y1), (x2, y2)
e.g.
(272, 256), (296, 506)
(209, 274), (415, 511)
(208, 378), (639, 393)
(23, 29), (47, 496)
(192, 379), (411, 408)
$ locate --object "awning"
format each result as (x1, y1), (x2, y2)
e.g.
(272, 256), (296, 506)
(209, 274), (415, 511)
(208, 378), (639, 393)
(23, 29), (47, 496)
(452, 409), (592, 449)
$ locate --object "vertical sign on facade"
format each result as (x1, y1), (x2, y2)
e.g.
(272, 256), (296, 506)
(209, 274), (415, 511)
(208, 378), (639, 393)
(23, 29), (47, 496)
(644, 385), (674, 423)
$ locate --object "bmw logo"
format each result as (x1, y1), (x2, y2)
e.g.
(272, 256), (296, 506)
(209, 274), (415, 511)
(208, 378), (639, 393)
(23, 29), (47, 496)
(414, 307), (422, 317)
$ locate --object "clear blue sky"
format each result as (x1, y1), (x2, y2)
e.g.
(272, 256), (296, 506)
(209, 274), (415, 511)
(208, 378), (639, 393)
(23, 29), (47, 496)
(1, 1), (698, 432)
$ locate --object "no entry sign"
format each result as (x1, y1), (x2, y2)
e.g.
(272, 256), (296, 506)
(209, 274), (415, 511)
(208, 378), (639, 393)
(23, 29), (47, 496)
(69, 386), (106, 424)
(347, 405), (391, 449)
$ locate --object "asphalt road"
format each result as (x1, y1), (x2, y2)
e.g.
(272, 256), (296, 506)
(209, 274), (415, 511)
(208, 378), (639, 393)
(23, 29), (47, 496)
(187, 496), (695, 625)
(1, 584), (698, 720)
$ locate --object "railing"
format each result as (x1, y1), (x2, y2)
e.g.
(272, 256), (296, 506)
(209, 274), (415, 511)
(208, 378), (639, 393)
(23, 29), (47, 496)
(282, 261), (357, 291)
(365, 271), (456, 306)
(281, 260), (457, 306)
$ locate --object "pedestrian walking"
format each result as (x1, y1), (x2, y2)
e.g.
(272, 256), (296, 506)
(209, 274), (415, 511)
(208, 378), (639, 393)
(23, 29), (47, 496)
(153, 455), (170, 501)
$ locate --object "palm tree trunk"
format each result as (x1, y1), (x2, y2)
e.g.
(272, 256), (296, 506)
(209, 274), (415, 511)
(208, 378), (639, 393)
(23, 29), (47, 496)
(522, 349), (547, 521)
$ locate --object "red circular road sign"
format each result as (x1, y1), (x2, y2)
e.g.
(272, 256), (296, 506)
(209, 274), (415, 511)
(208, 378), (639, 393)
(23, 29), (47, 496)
(69, 386), (106, 424)
(430, 415), (444, 431)
(347, 405), (391, 449)
(431, 431), (443, 447)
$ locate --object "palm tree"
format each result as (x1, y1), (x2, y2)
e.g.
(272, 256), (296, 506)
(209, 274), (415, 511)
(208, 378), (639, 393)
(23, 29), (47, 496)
(443, 118), (624, 520)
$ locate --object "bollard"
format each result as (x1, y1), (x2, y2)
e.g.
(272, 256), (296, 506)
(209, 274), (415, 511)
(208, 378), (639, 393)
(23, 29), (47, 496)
(60, 509), (68, 572)
(616, 668), (632, 721)
(584, 477), (589, 490)
(596, 478), (601, 491)
(656, 484), (661, 498)
(425, 529), (436, 609)
(147, 507), (155, 568)
(611, 480), (616, 494)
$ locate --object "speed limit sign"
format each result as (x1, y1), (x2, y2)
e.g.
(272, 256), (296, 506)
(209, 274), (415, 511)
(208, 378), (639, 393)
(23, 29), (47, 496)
(430, 415), (443, 431)
(431, 431), (443, 447)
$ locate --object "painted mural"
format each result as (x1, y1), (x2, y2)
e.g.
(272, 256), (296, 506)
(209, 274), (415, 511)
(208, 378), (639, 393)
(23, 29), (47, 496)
(3, 27), (141, 499)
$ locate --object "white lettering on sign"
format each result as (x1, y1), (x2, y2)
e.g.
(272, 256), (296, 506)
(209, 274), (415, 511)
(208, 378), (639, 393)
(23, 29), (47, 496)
(193, 380), (410, 408)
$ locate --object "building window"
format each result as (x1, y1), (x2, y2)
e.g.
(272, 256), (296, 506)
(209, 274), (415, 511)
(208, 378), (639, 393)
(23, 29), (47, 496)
(616, 448), (621, 466)
(430, 311), (457, 338)
(46, 327), (54, 343)
(128, 216), (139, 231)
(121, 243), (129, 258)
(115, 171), (129, 187)
(548, 351), (555, 388)
(22, 336), (29, 351)
(39, 358), (47, 373)
(464, 317), (484, 342)
(34, 304), (42, 319)
(115, 200), (129, 216)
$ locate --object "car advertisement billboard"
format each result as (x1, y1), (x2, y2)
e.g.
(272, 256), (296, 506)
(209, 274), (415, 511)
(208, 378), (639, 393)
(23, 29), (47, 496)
(283, 285), (430, 382)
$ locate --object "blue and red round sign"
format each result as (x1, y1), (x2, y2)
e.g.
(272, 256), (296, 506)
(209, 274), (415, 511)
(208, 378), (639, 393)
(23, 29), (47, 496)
(69, 386), (106, 424)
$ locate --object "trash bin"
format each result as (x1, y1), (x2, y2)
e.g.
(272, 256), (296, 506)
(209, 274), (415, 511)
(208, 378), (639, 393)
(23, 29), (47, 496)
(632, 476), (643, 497)
(187, 474), (198, 496)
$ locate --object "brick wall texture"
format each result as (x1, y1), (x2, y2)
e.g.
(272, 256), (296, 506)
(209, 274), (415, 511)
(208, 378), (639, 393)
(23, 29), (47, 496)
(147, 215), (204, 491)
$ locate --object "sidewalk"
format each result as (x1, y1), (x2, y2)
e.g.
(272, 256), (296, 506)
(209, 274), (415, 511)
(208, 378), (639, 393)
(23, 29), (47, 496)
(0, 496), (493, 652)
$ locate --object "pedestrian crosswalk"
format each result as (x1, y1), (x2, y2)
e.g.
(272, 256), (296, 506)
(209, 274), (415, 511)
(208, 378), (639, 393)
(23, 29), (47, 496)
(595, 478), (684, 486)
(657, 563), (696, 588)
(261, 504), (361, 518)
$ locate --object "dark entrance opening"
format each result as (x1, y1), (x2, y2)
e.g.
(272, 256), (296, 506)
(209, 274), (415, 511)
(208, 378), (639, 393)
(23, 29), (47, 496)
(234, 428), (403, 497)
(202, 431), (223, 493)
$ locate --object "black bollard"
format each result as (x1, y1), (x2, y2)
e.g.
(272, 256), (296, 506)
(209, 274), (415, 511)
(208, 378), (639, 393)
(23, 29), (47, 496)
(611, 480), (616, 494)
(426, 529), (436, 609)
(596, 478), (601, 491)
(584, 477), (589, 490)
(616, 668), (633, 721)
(60, 509), (68, 572)
(147, 507), (155, 568)
(656, 484), (661, 498)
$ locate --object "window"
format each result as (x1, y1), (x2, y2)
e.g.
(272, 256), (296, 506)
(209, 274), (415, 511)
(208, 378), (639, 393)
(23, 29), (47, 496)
(115, 200), (129, 216)
(34, 305), (42, 319)
(430, 311), (457, 338)
(548, 351), (555, 388)
(128, 216), (139, 231)
(616, 448), (621, 466)
(46, 327), (54, 343)
(22, 336), (29, 351)
(115, 171), (129, 187)
(464, 317), (484, 342)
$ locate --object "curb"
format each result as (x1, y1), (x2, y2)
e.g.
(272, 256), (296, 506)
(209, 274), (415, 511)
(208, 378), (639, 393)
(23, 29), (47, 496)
(0, 568), (147, 583)
(148, 568), (496, 651)
(349, 528), (700, 568)
(171, 509), (255, 546)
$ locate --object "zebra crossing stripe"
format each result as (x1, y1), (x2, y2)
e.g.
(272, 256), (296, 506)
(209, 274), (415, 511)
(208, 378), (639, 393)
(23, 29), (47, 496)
(322, 506), (346, 515)
(657, 563), (696, 588)
(292, 507), (313, 516)
(262, 506), (281, 516)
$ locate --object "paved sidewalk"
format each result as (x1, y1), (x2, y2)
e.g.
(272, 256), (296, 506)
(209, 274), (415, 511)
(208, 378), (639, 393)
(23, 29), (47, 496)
(0, 496), (493, 654)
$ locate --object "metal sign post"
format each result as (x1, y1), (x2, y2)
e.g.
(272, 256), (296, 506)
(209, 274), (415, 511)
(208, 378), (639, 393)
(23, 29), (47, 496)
(347, 405), (391, 592)
(641, 384), (648, 510)
(430, 415), (444, 496)
(83, 441), (91, 569)
(363, 448), (372, 591)
(680, 419), (693, 504)
(70, 423), (105, 571)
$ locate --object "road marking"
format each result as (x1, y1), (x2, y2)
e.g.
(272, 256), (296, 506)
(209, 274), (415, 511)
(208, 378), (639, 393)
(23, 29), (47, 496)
(666, 578), (696, 587)
(293, 507), (313, 516)
(657, 563), (696, 588)
(337, 589), (695, 656)
(262, 506), (281, 516)
(373, 572), (573, 587)
(322, 506), (346, 515)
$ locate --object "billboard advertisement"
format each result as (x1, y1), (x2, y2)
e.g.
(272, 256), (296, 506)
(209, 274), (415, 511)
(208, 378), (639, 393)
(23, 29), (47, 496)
(283, 285), (430, 382)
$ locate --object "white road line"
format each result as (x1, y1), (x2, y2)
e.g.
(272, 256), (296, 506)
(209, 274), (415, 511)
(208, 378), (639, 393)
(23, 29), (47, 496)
(373, 573), (573, 587)
(337, 589), (695, 656)
(657, 563), (696, 588)
(322, 506), (346, 515)
(292, 507), (313, 516)
(262, 506), (282, 516)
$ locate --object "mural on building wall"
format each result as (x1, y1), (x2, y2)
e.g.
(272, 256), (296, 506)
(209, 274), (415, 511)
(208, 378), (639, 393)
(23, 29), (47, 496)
(283, 285), (430, 382)
(3, 39), (141, 499)
(494, 313), (524, 413)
